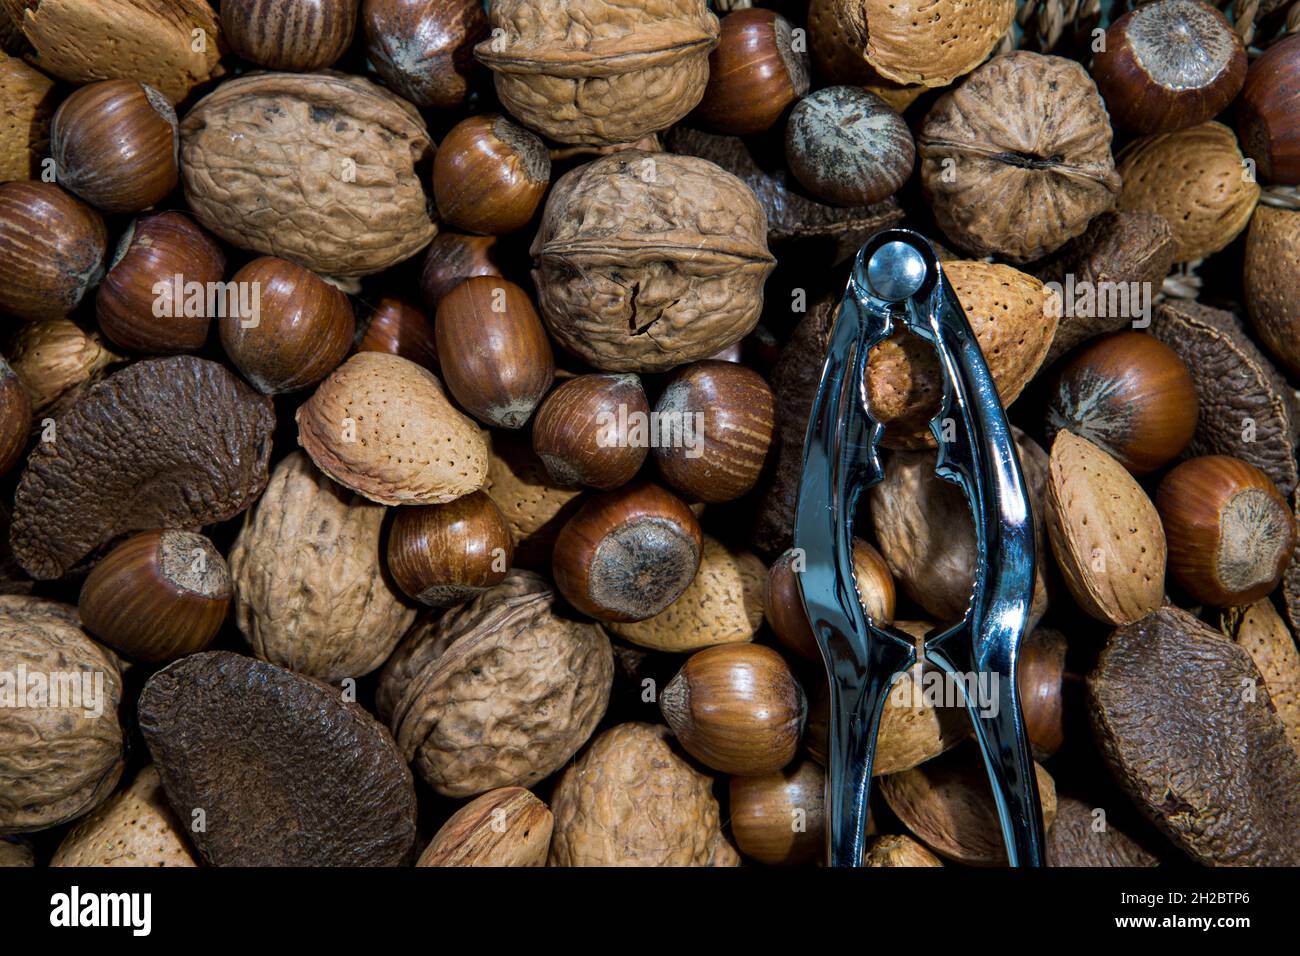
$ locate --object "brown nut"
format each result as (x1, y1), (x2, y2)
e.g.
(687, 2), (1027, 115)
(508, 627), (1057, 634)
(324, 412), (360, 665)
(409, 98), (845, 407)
(363, 0), (487, 109)
(531, 150), (776, 372)
(729, 759), (824, 866)
(548, 722), (729, 866)
(532, 373), (650, 490)
(1046, 430), (1167, 625)
(229, 452), (417, 682)
(377, 571), (613, 798)
(0, 52), (57, 182)
(0, 181), (106, 322)
(785, 87), (914, 206)
(354, 296), (439, 373)
(180, 72), (436, 279)
(1018, 627), (1068, 761)
(552, 481), (703, 623)
(1238, 33), (1300, 185)
(296, 351), (489, 506)
(1118, 122), (1260, 262)
(918, 53), (1121, 262)
(660, 643), (806, 776)
(692, 7), (810, 136)
(221, 0), (359, 71)
(419, 231), (505, 313)
(51, 79), (177, 213)
(79, 529), (230, 664)
(97, 212), (227, 355)
(434, 276), (554, 429)
(653, 360), (775, 503)
(220, 256), (355, 395)
(386, 490), (514, 607)
(50, 765), (197, 867)
(474, 0), (720, 146)
(416, 787), (552, 867)
(432, 114), (550, 235)
(483, 431), (584, 567)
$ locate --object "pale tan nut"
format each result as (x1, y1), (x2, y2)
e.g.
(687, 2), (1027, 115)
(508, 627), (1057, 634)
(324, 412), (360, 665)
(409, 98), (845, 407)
(805, 0), (926, 111)
(228, 452), (417, 683)
(14, 0), (223, 104)
(474, 0), (719, 146)
(376, 571), (613, 799)
(865, 833), (944, 867)
(483, 431), (583, 568)
(1045, 430), (1167, 625)
(50, 765), (197, 867)
(870, 429), (1050, 625)
(834, 0), (1016, 87)
(866, 260), (1059, 449)
(1232, 600), (1300, 754)
(417, 787), (553, 867)
(919, 53), (1121, 262)
(4, 317), (119, 416)
(0, 596), (124, 835)
(1244, 205), (1300, 375)
(0, 837), (32, 866)
(0, 52), (55, 182)
(1118, 122), (1260, 263)
(608, 535), (765, 653)
(296, 352), (488, 507)
(180, 72), (436, 279)
(531, 150), (776, 372)
(548, 722), (726, 866)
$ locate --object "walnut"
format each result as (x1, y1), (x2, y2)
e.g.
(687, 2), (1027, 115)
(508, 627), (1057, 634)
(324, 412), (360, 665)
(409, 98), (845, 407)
(918, 52), (1121, 262)
(531, 151), (775, 372)
(474, 0), (719, 146)
(0, 596), (124, 835)
(228, 452), (417, 683)
(180, 72), (436, 278)
(376, 571), (613, 798)
(548, 722), (730, 866)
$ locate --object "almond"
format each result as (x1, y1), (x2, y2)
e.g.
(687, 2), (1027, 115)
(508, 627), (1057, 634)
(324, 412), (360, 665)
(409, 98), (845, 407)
(865, 833), (943, 867)
(1045, 430), (1166, 625)
(1232, 599), (1300, 754)
(806, 0), (925, 111)
(296, 351), (488, 506)
(867, 260), (1059, 449)
(1118, 121), (1260, 262)
(416, 787), (553, 867)
(483, 431), (584, 567)
(607, 535), (765, 653)
(0, 52), (56, 182)
(1244, 204), (1300, 374)
(50, 765), (197, 867)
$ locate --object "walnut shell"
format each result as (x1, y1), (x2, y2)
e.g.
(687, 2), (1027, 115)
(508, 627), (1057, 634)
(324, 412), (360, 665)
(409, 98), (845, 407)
(228, 452), (417, 682)
(531, 150), (775, 372)
(607, 535), (765, 653)
(5, 317), (119, 415)
(483, 431), (584, 567)
(0, 595), (124, 835)
(867, 260), (1059, 449)
(180, 72), (436, 278)
(377, 571), (613, 798)
(0, 52), (56, 182)
(1045, 430), (1167, 625)
(918, 53), (1121, 262)
(865, 833), (944, 867)
(548, 722), (729, 866)
(0, 837), (33, 866)
(1118, 122), (1260, 263)
(14, 0), (223, 104)
(416, 787), (553, 867)
(296, 352), (489, 506)
(833, 0), (1016, 88)
(50, 765), (196, 867)
(474, 0), (719, 146)
(1244, 205), (1300, 374)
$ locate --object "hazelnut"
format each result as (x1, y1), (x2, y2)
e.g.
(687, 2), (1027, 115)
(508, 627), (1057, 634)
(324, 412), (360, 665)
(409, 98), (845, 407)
(1156, 456), (1297, 608)
(219, 256), (355, 395)
(97, 212), (227, 354)
(433, 115), (551, 235)
(653, 360), (775, 503)
(483, 431), (584, 567)
(785, 87), (914, 206)
(416, 787), (553, 867)
(692, 8), (810, 136)
(386, 490), (514, 607)
(728, 759), (825, 865)
(1238, 33), (1300, 185)
(552, 481), (703, 623)
(434, 276), (554, 428)
(1045, 331), (1198, 476)
(51, 79), (178, 213)
(420, 231), (506, 312)
(1017, 627), (1068, 761)
(1091, 0), (1246, 134)
(222, 0), (359, 72)
(532, 373), (650, 490)
(354, 296), (439, 373)
(0, 181), (106, 322)
(0, 357), (30, 478)
(660, 643), (806, 776)
(79, 529), (231, 664)
(363, 0), (488, 109)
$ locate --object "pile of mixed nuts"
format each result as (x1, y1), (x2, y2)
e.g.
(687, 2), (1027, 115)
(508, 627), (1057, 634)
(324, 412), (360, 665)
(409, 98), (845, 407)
(0, 0), (1298, 869)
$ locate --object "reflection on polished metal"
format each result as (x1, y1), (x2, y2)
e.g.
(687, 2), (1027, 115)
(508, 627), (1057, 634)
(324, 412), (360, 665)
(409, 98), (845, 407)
(793, 228), (1046, 867)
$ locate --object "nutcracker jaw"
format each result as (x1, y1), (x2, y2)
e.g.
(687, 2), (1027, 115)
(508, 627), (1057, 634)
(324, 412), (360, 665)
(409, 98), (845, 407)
(793, 229), (1046, 868)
